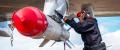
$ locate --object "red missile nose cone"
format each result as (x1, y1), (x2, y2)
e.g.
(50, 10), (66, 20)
(12, 6), (48, 37)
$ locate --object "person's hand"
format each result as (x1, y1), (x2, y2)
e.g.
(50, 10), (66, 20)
(79, 12), (85, 23)
(63, 17), (68, 22)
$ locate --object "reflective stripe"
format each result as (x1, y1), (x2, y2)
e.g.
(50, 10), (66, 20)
(86, 26), (94, 31)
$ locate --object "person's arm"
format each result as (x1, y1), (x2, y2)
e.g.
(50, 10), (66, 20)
(64, 18), (78, 28)
(76, 18), (97, 33)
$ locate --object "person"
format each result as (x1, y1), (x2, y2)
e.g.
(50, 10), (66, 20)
(64, 4), (106, 50)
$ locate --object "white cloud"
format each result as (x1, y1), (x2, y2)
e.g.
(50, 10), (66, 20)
(99, 26), (109, 35)
(102, 30), (120, 50)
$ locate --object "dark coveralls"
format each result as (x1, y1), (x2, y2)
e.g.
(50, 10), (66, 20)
(65, 17), (106, 50)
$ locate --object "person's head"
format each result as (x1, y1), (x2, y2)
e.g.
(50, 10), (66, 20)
(76, 10), (85, 20)
(81, 3), (94, 17)
(81, 3), (92, 13)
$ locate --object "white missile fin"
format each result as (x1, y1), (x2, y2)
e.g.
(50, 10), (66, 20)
(50, 41), (56, 47)
(64, 41), (72, 48)
(61, 38), (72, 49)
(39, 39), (50, 47)
(67, 40), (75, 47)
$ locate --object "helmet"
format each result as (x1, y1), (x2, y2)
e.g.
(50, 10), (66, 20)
(12, 6), (48, 37)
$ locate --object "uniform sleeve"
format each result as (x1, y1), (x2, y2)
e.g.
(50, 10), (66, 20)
(75, 18), (97, 33)
(65, 18), (78, 28)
